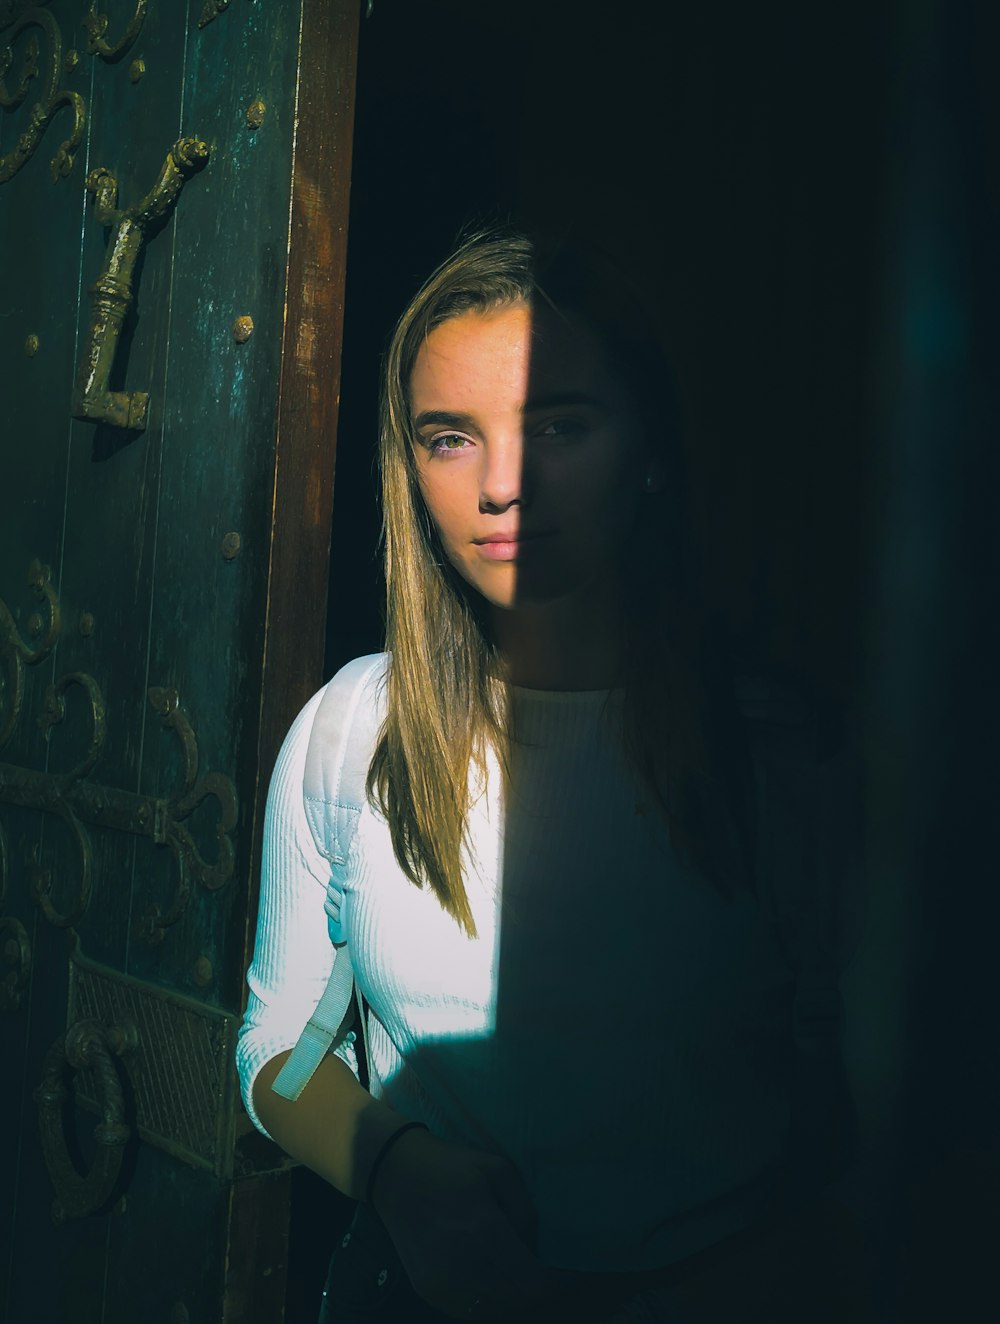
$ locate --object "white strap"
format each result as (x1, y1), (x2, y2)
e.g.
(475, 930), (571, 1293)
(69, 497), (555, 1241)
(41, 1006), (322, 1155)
(303, 655), (387, 864)
(270, 943), (355, 1100)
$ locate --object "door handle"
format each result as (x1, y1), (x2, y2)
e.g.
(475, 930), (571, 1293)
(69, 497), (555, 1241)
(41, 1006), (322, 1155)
(34, 1015), (138, 1223)
(72, 136), (210, 432)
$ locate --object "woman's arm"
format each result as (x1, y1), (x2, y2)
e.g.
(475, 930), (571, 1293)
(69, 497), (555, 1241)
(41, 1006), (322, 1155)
(252, 1049), (411, 1201)
(236, 688), (352, 1133)
(255, 1039), (579, 1324)
(238, 684), (413, 1190)
(238, 688), (566, 1318)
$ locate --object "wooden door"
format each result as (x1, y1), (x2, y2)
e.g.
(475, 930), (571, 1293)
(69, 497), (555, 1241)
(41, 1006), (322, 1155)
(0, 3), (359, 1320)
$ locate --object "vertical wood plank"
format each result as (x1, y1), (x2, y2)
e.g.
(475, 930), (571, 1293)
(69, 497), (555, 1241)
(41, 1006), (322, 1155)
(243, 0), (360, 968)
(1, 7), (102, 1320)
(223, 1173), (293, 1324)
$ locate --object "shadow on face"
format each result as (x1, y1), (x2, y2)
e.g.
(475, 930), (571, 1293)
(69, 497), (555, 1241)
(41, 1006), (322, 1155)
(408, 300), (654, 622)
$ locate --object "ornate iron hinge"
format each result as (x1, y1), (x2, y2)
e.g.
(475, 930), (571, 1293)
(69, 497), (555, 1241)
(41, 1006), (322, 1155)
(0, 561), (238, 939)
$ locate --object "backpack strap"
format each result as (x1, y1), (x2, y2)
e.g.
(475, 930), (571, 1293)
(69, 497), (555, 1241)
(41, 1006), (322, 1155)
(271, 654), (388, 1101)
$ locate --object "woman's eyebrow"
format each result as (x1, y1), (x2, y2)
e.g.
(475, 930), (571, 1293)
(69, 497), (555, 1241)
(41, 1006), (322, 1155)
(413, 409), (479, 431)
(413, 394), (606, 431)
(523, 390), (607, 412)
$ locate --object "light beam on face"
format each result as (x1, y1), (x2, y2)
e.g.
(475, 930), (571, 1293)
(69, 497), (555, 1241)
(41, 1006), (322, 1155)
(408, 300), (650, 620)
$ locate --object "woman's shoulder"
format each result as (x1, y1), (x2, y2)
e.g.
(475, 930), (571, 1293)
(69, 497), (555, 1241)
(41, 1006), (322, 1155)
(297, 654), (390, 736)
(321, 651), (390, 701)
(273, 655), (388, 798)
(302, 653), (389, 810)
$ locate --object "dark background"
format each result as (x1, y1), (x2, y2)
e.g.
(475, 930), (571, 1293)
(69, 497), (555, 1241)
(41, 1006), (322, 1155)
(327, 0), (886, 703)
(298, 3), (998, 1321)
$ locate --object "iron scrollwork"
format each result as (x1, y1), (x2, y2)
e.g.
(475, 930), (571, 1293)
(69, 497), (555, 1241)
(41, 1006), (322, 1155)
(0, 814), (7, 906)
(0, 686), (238, 932)
(0, 4), (53, 30)
(28, 805), (94, 929)
(0, 558), (61, 751)
(72, 136), (211, 432)
(34, 1015), (136, 1222)
(0, 914), (31, 1011)
(198, 0), (232, 30)
(82, 1), (147, 62)
(138, 687), (239, 944)
(147, 686), (237, 891)
(0, 563), (239, 938)
(0, 6), (85, 184)
(0, 14), (35, 104)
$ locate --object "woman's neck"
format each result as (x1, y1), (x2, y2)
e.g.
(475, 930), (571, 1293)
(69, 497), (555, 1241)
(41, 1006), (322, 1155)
(489, 580), (627, 691)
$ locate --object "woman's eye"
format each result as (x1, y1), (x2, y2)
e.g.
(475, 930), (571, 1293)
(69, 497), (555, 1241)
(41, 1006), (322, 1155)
(535, 417), (586, 439)
(428, 432), (472, 454)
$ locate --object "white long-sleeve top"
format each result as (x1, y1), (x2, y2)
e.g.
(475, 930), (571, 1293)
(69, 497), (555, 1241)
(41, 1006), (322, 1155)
(237, 663), (853, 1272)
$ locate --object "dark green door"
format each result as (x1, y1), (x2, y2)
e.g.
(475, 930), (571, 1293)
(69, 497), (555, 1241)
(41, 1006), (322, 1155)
(0, 3), (359, 1320)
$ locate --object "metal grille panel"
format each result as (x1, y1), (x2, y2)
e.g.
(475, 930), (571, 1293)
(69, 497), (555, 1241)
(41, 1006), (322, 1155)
(68, 949), (237, 1178)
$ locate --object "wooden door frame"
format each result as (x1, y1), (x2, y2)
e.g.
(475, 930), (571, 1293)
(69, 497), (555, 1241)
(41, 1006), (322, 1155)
(227, 2), (361, 1319)
(247, 0), (360, 934)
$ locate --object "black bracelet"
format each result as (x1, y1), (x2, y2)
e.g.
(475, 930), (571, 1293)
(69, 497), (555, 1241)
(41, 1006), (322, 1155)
(365, 1121), (428, 1207)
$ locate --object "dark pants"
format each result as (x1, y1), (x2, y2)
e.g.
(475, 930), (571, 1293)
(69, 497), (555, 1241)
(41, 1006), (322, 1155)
(317, 1203), (450, 1323)
(317, 1197), (876, 1323)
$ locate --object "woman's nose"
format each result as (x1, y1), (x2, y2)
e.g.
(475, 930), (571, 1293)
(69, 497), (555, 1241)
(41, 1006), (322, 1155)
(479, 435), (527, 512)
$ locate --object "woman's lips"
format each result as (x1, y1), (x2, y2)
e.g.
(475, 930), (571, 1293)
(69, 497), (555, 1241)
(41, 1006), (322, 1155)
(473, 532), (553, 561)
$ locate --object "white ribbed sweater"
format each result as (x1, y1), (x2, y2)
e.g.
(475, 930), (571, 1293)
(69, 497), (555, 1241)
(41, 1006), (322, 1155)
(237, 670), (815, 1272)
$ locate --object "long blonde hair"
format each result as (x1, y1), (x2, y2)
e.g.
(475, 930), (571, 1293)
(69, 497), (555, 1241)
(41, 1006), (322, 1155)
(368, 228), (747, 936)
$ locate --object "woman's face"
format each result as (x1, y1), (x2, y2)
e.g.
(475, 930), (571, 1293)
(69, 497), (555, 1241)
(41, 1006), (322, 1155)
(408, 300), (651, 614)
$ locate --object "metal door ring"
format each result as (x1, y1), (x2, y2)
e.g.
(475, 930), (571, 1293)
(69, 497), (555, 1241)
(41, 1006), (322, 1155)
(34, 1017), (135, 1223)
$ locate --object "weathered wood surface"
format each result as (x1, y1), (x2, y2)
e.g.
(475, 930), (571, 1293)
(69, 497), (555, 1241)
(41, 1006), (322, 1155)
(0, 3), (358, 1321)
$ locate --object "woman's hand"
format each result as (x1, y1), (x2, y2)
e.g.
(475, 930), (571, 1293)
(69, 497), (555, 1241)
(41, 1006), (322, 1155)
(369, 1127), (574, 1321)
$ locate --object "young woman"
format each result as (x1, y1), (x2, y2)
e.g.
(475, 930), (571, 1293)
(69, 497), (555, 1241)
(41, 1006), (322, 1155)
(237, 230), (869, 1322)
